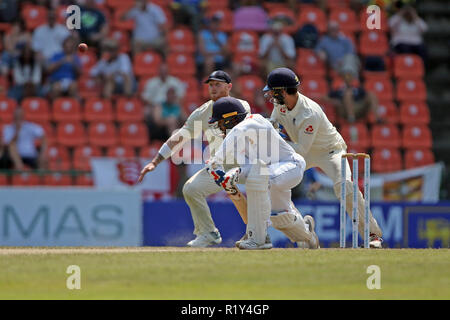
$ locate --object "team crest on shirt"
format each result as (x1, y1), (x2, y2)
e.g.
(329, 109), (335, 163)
(304, 125), (314, 134)
(279, 107), (287, 115)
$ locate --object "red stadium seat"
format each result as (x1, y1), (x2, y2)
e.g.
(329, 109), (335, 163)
(119, 122), (149, 147)
(46, 145), (71, 171)
(22, 97), (50, 122)
(340, 123), (371, 150)
(168, 27), (196, 53)
(43, 172), (73, 186)
(109, 29), (131, 53)
(113, 7), (135, 31)
(326, 0), (350, 10)
(364, 78), (393, 102)
(33, 121), (56, 146)
(206, 8), (233, 32)
(52, 98), (82, 121)
(21, 5), (47, 30)
(296, 5), (327, 33)
(106, 0), (134, 9)
(167, 53), (196, 77)
(393, 54), (424, 79)
(0, 98), (17, 123)
(267, 7), (297, 33)
(367, 101), (399, 124)
(299, 77), (328, 100)
(295, 49), (326, 77)
(0, 174), (8, 186)
(329, 7), (359, 33)
(56, 121), (87, 147)
(371, 124), (401, 148)
(402, 125), (432, 149)
(73, 145), (102, 171)
(139, 142), (162, 159)
(359, 8), (389, 32)
(372, 148), (402, 173)
(236, 75), (265, 105)
(359, 31), (389, 56)
(75, 173), (94, 186)
(133, 51), (163, 77)
(88, 121), (118, 147)
(78, 50), (97, 75)
(106, 145), (136, 158)
(83, 98), (114, 122)
(320, 102), (337, 125)
(362, 71), (390, 82)
(396, 79), (427, 102)
(11, 172), (41, 186)
(404, 148), (435, 169)
(78, 76), (101, 100)
(399, 102), (430, 125)
(205, 0), (229, 10)
(180, 77), (201, 102)
(230, 31), (259, 55)
(232, 52), (261, 75)
(115, 98), (144, 122)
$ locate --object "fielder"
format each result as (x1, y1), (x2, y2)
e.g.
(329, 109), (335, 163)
(206, 97), (319, 250)
(263, 67), (383, 248)
(138, 70), (251, 247)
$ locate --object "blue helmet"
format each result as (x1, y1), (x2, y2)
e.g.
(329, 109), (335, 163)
(209, 97), (247, 124)
(263, 67), (300, 92)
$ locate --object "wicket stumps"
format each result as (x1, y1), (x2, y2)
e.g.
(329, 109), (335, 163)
(340, 153), (371, 248)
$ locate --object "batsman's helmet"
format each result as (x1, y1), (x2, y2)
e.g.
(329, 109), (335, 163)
(208, 97), (247, 129)
(263, 67), (300, 92)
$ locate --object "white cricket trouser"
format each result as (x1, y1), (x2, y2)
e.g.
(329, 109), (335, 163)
(304, 146), (382, 237)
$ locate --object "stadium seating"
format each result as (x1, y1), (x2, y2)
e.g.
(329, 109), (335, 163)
(296, 5), (327, 33)
(371, 124), (401, 148)
(358, 31), (389, 56)
(300, 77), (328, 100)
(399, 102), (430, 125)
(167, 53), (196, 77)
(56, 121), (87, 147)
(115, 98), (144, 122)
(119, 122), (149, 147)
(21, 5), (47, 30)
(230, 31), (259, 55)
(404, 148), (435, 169)
(340, 123), (371, 150)
(46, 145), (71, 171)
(52, 98), (82, 121)
(133, 51), (163, 77)
(106, 145), (136, 158)
(402, 125), (433, 149)
(329, 7), (359, 33)
(0, 98), (17, 123)
(11, 172), (41, 186)
(364, 78), (394, 101)
(88, 121), (118, 147)
(295, 49), (326, 77)
(168, 27), (196, 53)
(367, 101), (399, 124)
(43, 172), (73, 186)
(396, 79), (427, 102)
(393, 54), (425, 79)
(22, 97), (50, 122)
(73, 146), (102, 171)
(83, 98), (114, 122)
(372, 148), (403, 173)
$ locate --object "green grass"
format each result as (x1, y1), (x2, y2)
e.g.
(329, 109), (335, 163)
(0, 248), (449, 300)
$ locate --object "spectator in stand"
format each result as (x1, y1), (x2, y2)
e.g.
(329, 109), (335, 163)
(141, 63), (186, 108)
(323, 69), (382, 124)
(171, 0), (205, 33)
(197, 14), (230, 79)
(8, 43), (43, 102)
(259, 20), (296, 77)
(150, 87), (186, 138)
(78, 0), (109, 47)
(90, 39), (135, 99)
(315, 21), (360, 76)
(32, 10), (70, 62)
(121, 0), (168, 56)
(2, 19), (31, 75)
(233, 0), (269, 31)
(389, 4), (428, 62)
(46, 36), (81, 99)
(0, 107), (47, 170)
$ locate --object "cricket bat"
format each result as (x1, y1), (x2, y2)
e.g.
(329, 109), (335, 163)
(227, 186), (248, 224)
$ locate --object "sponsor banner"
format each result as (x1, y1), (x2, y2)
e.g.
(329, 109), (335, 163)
(143, 200), (450, 248)
(91, 157), (171, 192)
(313, 163), (444, 202)
(0, 188), (142, 246)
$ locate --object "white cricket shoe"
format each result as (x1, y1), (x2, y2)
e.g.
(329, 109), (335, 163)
(238, 237), (272, 250)
(369, 233), (383, 249)
(304, 215), (320, 249)
(235, 233), (271, 248)
(186, 231), (222, 247)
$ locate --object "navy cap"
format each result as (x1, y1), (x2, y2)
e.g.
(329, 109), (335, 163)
(204, 70), (232, 84)
(209, 97), (247, 124)
(263, 67), (300, 92)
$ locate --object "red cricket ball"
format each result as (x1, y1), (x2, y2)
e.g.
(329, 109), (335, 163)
(78, 43), (88, 53)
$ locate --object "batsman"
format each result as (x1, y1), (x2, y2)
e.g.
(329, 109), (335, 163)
(138, 70), (251, 247)
(264, 68), (383, 248)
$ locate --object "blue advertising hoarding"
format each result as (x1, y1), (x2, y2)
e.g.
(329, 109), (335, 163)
(143, 200), (450, 248)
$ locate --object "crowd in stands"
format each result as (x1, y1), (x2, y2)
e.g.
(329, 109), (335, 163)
(0, 0), (434, 192)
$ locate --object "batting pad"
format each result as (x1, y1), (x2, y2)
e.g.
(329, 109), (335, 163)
(270, 210), (311, 242)
(246, 160), (271, 244)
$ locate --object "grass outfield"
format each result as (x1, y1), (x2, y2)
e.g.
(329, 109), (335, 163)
(0, 247), (448, 300)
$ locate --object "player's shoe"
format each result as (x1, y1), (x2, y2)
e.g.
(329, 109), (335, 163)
(186, 231), (222, 247)
(369, 233), (383, 248)
(238, 238), (273, 250)
(304, 215), (320, 249)
(235, 233), (271, 248)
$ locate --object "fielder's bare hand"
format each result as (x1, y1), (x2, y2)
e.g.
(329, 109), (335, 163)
(138, 161), (156, 183)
